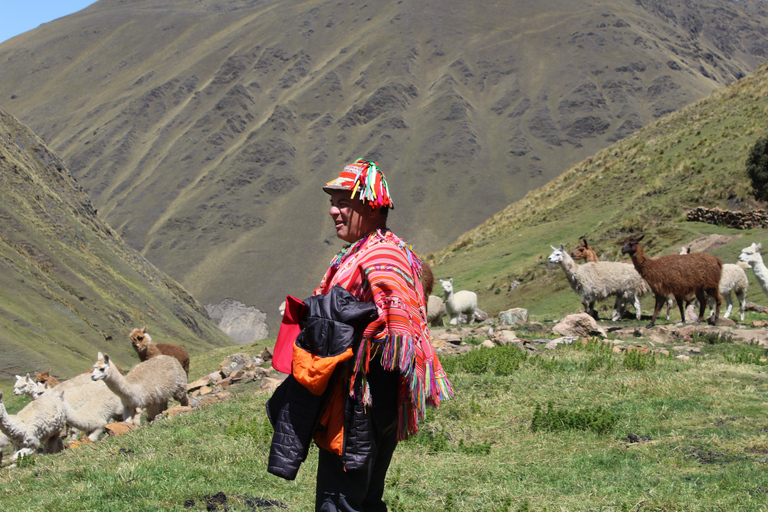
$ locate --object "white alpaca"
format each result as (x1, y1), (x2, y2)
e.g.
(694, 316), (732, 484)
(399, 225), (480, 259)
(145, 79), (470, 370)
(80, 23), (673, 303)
(439, 278), (478, 326)
(91, 352), (188, 424)
(60, 385), (124, 442)
(427, 295), (446, 327)
(0, 391), (66, 463)
(14, 374), (45, 400)
(739, 242), (768, 299)
(548, 244), (650, 321)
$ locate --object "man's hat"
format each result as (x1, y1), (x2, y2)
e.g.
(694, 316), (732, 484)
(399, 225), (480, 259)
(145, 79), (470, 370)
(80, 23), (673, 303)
(323, 159), (394, 209)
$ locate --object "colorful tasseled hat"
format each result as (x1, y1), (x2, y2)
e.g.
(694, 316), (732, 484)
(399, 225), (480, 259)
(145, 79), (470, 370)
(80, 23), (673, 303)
(323, 159), (394, 209)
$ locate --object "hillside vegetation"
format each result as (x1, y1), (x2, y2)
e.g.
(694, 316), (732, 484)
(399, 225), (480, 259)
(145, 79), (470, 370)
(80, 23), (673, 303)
(430, 62), (768, 322)
(0, 108), (234, 380)
(1, 0), (767, 334)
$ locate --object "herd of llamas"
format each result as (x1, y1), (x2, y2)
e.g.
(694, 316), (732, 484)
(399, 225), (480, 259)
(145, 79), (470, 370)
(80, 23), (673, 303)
(549, 236), (764, 328)
(1, 327), (189, 466)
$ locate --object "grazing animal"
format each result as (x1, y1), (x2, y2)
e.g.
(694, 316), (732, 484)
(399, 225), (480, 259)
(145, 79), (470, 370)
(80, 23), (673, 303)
(14, 374), (45, 400)
(421, 262), (435, 298)
(34, 369), (60, 388)
(550, 243), (649, 321)
(91, 352), (188, 424)
(570, 237), (599, 263)
(439, 278), (478, 326)
(621, 235), (722, 328)
(59, 386), (124, 442)
(129, 327), (190, 376)
(427, 295), (446, 327)
(0, 391), (66, 463)
(739, 242), (768, 298)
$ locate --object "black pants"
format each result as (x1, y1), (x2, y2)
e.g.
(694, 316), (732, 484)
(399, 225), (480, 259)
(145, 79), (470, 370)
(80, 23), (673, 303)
(316, 359), (400, 512)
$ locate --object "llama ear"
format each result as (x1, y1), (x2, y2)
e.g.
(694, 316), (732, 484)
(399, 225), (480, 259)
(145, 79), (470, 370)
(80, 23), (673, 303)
(637, 234), (645, 242)
(104, 353), (111, 365)
(757, 243), (762, 250)
(559, 243), (565, 251)
(15, 375), (21, 381)
(142, 326), (147, 333)
(97, 352), (103, 361)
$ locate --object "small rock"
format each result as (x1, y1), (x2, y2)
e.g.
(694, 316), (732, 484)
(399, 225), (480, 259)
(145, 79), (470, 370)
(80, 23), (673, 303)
(544, 336), (577, 350)
(498, 308), (529, 326)
(105, 422), (136, 437)
(552, 313), (606, 338)
(161, 405), (193, 419)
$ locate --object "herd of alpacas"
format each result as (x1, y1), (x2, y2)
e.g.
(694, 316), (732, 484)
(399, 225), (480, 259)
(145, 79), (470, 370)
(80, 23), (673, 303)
(549, 236), (761, 328)
(1, 327), (189, 466)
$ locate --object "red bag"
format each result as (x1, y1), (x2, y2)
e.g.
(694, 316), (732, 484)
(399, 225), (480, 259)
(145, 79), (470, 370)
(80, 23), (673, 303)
(272, 296), (306, 374)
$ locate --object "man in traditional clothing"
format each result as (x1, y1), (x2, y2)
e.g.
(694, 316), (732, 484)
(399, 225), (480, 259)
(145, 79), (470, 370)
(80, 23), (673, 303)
(312, 159), (453, 511)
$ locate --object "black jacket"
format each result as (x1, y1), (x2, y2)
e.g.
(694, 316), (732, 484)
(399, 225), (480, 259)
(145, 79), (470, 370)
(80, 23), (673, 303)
(266, 286), (378, 480)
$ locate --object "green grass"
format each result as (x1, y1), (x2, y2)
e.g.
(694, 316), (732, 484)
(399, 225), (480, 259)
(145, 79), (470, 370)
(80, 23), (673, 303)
(2, 336), (768, 511)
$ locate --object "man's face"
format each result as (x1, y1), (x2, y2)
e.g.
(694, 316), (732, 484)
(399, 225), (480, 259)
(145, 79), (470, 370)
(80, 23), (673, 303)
(328, 190), (378, 243)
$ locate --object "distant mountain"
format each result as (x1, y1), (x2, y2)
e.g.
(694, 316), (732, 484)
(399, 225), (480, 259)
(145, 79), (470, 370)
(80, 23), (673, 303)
(0, 108), (233, 380)
(0, 0), (766, 333)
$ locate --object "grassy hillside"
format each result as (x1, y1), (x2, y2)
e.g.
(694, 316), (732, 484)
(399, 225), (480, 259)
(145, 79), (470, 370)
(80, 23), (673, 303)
(0, 108), (234, 380)
(1, 0), (767, 335)
(430, 62), (768, 322)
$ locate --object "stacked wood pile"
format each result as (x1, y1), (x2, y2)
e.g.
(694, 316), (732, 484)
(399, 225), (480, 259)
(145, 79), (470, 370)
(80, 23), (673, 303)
(686, 207), (768, 229)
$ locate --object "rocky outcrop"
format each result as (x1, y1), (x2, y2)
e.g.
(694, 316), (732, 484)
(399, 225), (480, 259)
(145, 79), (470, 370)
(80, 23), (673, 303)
(205, 299), (269, 344)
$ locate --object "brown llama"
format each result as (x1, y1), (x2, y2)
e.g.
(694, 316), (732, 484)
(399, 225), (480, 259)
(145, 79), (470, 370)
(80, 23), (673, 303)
(129, 327), (190, 376)
(570, 238), (598, 263)
(34, 369), (60, 388)
(621, 235), (722, 328)
(421, 261), (435, 298)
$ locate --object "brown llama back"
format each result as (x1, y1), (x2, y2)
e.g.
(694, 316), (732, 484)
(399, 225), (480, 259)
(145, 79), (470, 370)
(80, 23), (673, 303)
(129, 327), (190, 376)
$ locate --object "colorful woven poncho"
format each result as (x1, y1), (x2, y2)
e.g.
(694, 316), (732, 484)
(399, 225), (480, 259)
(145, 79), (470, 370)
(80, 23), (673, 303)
(314, 229), (453, 440)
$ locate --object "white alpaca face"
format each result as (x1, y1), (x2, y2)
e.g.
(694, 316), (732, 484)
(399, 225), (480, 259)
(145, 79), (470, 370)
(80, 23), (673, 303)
(548, 245), (566, 264)
(92, 353), (109, 381)
(13, 375), (33, 396)
(739, 244), (762, 265)
(440, 279), (453, 294)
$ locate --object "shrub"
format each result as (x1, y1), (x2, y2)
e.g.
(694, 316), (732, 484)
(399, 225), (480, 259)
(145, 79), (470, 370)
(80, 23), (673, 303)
(623, 349), (656, 371)
(746, 135), (768, 201)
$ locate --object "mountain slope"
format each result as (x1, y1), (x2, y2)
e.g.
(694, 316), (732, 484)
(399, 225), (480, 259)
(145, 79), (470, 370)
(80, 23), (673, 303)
(0, 108), (233, 380)
(0, 0), (767, 332)
(429, 63), (768, 320)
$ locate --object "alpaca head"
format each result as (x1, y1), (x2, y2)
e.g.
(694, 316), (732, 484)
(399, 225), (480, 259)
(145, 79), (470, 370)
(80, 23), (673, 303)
(548, 244), (568, 264)
(439, 278), (454, 295)
(738, 243), (763, 267)
(92, 352), (111, 381)
(129, 326), (152, 354)
(680, 246), (691, 255)
(570, 239), (591, 261)
(13, 374), (33, 396)
(34, 369), (51, 383)
(620, 235), (645, 256)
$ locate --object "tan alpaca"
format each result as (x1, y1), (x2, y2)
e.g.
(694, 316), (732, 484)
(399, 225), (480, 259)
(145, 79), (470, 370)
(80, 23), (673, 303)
(91, 352), (188, 425)
(60, 385), (124, 441)
(129, 327), (190, 376)
(0, 391), (66, 463)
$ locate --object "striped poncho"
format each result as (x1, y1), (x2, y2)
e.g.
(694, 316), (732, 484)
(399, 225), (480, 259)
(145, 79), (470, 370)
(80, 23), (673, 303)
(314, 229), (453, 440)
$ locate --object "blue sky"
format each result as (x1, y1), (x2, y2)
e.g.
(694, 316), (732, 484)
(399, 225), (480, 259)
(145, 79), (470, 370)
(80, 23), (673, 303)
(0, 1), (96, 44)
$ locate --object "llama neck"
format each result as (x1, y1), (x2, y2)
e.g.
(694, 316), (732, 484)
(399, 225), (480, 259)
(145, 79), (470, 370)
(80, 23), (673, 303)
(558, 252), (580, 281)
(0, 403), (27, 440)
(102, 363), (140, 399)
(586, 250), (598, 263)
(443, 289), (454, 304)
(628, 245), (649, 275)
